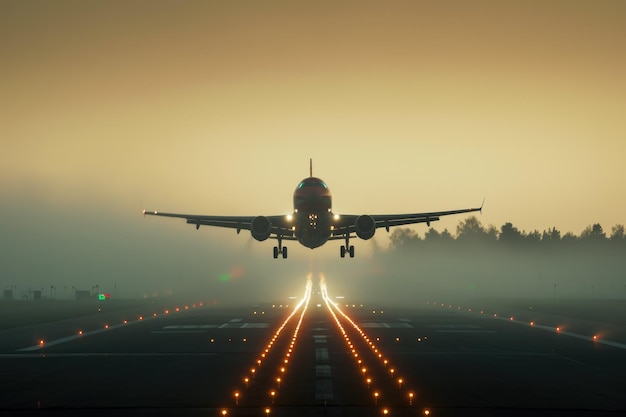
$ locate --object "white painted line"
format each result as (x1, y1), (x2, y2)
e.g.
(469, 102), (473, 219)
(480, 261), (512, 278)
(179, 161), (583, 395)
(17, 320), (145, 352)
(316, 364), (331, 377)
(315, 379), (333, 400)
(163, 324), (219, 329)
(435, 330), (496, 333)
(474, 311), (626, 350)
(361, 322), (414, 328)
(151, 330), (207, 334)
(315, 347), (329, 361)
(1, 352), (218, 358)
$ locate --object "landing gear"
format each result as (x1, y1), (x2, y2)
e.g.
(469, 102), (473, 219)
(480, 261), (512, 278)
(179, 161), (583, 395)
(340, 235), (355, 258)
(273, 237), (288, 259)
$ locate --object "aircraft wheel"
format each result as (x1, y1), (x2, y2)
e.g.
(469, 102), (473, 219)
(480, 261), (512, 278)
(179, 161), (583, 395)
(340, 246), (346, 258)
(273, 246), (279, 259)
(349, 245), (355, 258)
(282, 246), (288, 259)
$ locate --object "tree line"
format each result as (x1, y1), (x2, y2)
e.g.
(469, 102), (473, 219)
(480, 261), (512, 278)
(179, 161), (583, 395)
(389, 216), (626, 250)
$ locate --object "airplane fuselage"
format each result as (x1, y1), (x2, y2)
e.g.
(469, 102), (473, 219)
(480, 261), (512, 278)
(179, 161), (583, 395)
(293, 176), (333, 249)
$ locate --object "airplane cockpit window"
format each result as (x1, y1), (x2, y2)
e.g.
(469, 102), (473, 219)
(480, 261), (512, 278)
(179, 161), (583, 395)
(297, 179), (328, 189)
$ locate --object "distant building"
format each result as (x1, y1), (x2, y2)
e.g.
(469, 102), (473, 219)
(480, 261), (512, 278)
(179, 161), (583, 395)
(2, 290), (13, 300)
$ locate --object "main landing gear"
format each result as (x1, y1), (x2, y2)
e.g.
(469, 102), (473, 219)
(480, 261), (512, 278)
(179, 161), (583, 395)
(273, 237), (287, 259)
(340, 235), (355, 258)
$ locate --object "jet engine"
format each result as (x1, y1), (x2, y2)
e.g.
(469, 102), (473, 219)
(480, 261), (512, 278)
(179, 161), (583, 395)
(251, 216), (272, 241)
(355, 215), (376, 240)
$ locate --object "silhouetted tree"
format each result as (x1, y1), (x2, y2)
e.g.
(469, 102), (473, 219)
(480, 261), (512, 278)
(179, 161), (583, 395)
(456, 216), (486, 241)
(499, 222), (523, 245)
(561, 232), (578, 244)
(610, 224), (625, 243)
(525, 230), (541, 245)
(389, 228), (420, 249)
(580, 223), (606, 242)
(439, 228), (454, 242)
(424, 227), (440, 241)
(541, 227), (561, 244)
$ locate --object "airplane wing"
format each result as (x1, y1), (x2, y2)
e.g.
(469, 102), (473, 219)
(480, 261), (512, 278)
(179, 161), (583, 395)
(142, 210), (295, 238)
(329, 203), (484, 238)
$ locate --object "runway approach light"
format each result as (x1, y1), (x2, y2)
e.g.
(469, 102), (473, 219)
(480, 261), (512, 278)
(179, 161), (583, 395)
(97, 293), (111, 300)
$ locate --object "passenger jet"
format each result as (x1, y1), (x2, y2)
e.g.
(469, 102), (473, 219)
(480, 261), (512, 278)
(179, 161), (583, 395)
(143, 160), (483, 258)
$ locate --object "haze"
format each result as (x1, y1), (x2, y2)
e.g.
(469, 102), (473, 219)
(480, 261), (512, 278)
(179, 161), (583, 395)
(2, 1), (625, 303)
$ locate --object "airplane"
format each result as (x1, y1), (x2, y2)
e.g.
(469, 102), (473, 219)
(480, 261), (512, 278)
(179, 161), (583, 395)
(143, 160), (483, 259)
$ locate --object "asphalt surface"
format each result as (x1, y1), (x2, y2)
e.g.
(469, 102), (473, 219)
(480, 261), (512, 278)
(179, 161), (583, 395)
(1, 289), (625, 417)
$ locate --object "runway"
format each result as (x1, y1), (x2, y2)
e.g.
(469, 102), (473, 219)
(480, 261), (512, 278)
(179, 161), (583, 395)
(1, 280), (625, 417)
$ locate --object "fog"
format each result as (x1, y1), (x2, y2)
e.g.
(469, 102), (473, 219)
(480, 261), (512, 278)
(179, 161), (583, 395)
(2, 182), (624, 307)
(353, 221), (626, 306)
(0, 184), (379, 305)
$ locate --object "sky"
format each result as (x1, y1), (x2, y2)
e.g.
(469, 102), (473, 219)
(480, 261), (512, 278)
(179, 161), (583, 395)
(1, 1), (625, 299)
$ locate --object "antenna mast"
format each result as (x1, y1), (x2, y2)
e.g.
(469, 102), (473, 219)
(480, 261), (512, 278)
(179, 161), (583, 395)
(309, 158), (312, 177)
